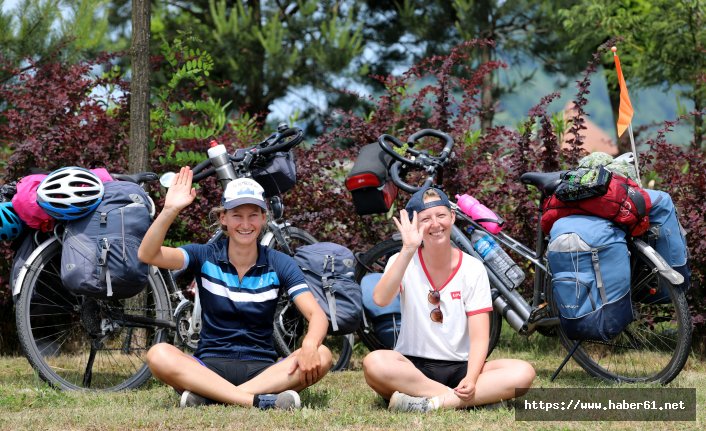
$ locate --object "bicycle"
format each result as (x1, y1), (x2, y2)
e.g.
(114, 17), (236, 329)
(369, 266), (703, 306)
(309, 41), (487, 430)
(11, 124), (350, 391)
(353, 129), (692, 384)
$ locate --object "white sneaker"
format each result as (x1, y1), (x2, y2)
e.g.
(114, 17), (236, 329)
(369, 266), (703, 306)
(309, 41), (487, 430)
(388, 391), (434, 413)
(179, 390), (209, 408)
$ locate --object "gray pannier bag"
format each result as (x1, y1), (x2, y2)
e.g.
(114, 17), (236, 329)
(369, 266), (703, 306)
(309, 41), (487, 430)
(293, 242), (363, 335)
(61, 181), (152, 298)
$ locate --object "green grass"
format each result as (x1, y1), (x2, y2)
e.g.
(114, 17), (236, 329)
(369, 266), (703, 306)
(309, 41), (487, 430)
(1, 332), (704, 430)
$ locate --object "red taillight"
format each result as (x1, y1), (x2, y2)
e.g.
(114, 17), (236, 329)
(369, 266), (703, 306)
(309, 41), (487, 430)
(345, 173), (382, 191)
(382, 181), (398, 207)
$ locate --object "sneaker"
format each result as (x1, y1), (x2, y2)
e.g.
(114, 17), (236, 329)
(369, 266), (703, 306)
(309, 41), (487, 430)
(256, 390), (302, 410)
(388, 391), (434, 413)
(179, 390), (209, 408)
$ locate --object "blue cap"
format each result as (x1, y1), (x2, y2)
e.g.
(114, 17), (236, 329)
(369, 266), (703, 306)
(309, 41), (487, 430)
(405, 186), (451, 220)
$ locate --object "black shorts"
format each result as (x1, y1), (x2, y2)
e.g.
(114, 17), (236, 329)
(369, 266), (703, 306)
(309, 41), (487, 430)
(196, 357), (273, 386)
(405, 355), (468, 388)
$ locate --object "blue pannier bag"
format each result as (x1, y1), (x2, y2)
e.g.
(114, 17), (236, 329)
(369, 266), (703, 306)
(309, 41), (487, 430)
(547, 215), (633, 341)
(643, 189), (690, 301)
(61, 181), (152, 299)
(361, 273), (401, 349)
(294, 242), (363, 335)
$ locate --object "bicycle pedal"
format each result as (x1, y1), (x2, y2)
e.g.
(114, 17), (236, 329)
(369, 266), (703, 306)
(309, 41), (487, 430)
(528, 302), (549, 322)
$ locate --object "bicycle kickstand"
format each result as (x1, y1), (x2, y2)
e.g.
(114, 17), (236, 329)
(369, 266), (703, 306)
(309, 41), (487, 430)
(550, 340), (582, 382)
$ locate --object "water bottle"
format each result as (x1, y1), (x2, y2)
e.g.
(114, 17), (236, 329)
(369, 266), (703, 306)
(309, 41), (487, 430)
(469, 228), (525, 289)
(456, 194), (503, 234)
(207, 140), (237, 188)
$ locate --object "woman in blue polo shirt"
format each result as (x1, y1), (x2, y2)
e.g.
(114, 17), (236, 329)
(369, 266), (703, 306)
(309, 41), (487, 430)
(138, 167), (332, 410)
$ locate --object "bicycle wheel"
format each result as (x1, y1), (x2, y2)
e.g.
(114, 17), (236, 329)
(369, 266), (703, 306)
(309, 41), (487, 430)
(15, 239), (171, 391)
(555, 247), (692, 384)
(268, 226), (354, 371)
(354, 239), (502, 356)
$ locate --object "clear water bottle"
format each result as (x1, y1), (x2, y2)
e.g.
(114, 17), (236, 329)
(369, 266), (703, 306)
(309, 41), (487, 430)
(469, 228), (525, 289)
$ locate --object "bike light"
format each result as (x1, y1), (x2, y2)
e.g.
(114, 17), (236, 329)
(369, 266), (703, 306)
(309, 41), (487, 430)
(345, 173), (381, 191)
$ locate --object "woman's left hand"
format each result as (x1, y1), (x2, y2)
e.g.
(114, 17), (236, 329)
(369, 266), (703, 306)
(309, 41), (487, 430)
(453, 376), (477, 401)
(288, 343), (321, 386)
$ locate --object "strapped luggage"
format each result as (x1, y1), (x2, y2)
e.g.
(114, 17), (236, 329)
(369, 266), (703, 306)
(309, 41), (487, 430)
(361, 273), (401, 349)
(294, 242), (363, 334)
(61, 181), (152, 298)
(542, 172), (651, 237)
(251, 151), (297, 198)
(547, 215), (633, 341)
(643, 189), (690, 300)
(554, 165), (613, 202)
(345, 143), (398, 215)
(11, 174), (55, 233)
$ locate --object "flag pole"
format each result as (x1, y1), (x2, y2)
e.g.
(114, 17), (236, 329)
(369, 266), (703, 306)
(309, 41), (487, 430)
(612, 46), (641, 185)
(627, 123), (641, 185)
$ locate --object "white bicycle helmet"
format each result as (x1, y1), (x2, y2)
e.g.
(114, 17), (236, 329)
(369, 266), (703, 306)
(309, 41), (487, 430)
(36, 167), (105, 220)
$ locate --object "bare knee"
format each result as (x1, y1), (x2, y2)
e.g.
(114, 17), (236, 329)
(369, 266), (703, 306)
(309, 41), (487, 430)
(362, 350), (391, 382)
(146, 343), (181, 377)
(319, 345), (333, 372)
(517, 361), (536, 393)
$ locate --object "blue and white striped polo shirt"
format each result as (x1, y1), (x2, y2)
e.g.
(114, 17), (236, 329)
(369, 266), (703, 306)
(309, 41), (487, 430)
(179, 239), (309, 362)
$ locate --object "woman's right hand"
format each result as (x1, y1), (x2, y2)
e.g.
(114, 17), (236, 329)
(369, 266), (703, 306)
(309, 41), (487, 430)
(393, 209), (426, 252)
(164, 166), (197, 212)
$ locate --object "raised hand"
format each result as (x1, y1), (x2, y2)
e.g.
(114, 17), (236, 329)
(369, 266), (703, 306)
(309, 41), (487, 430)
(164, 166), (197, 212)
(392, 209), (426, 252)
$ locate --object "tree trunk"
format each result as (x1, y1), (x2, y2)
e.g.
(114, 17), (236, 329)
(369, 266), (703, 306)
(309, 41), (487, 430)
(129, 0), (151, 173)
(693, 89), (704, 152)
(479, 44), (494, 132)
(477, 0), (494, 131)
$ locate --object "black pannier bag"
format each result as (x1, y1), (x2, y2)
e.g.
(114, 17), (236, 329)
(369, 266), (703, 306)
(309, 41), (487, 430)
(555, 165), (613, 202)
(252, 152), (297, 198)
(345, 143), (398, 215)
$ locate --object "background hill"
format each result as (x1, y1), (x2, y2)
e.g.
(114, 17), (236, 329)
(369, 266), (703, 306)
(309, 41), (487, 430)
(494, 63), (694, 148)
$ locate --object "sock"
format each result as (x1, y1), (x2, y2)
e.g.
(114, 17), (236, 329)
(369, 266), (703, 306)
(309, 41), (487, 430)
(429, 388), (455, 410)
(254, 394), (277, 410)
(428, 396), (442, 410)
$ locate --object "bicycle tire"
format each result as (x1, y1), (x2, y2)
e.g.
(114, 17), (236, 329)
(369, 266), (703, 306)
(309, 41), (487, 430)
(268, 226), (354, 371)
(354, 239), (502, 357)
(15, 239), (171, 391)
(553, 247), (692, 384)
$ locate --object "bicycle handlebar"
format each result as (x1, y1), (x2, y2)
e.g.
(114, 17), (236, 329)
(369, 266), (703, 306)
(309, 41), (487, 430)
(189, 125), (304, 183)
(378, 129), (455, 193)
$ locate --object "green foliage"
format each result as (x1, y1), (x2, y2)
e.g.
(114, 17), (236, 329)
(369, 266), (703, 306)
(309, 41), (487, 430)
(0, 0), (110, 67)
(152, 33), (230, 166)
(558, 0), (705, 147)
(149, 0), (366, 121)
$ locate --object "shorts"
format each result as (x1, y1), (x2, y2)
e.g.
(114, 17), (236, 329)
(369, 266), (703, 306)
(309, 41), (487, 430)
(405, 355), (468, 388)
(196, 357), (273, 386)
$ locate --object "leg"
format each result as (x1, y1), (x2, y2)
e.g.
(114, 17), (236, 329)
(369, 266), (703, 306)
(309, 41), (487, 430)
(362, 350), (450, 400)
(145, 343), (254, 407)
(444, 358), (536, 409)
(238, 344), (333, 395)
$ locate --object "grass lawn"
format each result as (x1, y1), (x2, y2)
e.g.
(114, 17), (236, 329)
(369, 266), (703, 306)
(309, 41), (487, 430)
(1, 331), (703, 430)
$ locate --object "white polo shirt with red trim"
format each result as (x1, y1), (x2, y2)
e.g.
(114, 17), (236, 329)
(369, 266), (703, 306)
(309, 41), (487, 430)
(388, 248), (492, 361)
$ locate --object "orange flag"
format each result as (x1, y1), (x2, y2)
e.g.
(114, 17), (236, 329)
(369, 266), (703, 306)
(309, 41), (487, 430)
(612, 46), (634, 138)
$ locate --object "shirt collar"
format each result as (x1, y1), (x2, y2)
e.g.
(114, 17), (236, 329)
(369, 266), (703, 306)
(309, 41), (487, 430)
(214, 238), (268, 267)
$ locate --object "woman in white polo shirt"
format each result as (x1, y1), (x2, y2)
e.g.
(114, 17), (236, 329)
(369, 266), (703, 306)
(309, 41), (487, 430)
(362, 186), (536, 412)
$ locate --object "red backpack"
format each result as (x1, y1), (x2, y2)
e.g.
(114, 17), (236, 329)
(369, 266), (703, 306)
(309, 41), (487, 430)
(541, 173), (651, 237)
